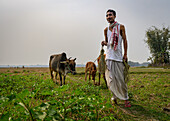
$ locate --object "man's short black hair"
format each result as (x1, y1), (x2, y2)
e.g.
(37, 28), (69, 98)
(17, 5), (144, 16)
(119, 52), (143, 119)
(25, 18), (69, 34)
(106, 9), (116, 16)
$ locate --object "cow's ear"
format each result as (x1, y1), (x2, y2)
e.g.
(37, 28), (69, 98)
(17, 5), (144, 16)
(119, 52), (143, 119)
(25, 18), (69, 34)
(74, 58), (76, 61)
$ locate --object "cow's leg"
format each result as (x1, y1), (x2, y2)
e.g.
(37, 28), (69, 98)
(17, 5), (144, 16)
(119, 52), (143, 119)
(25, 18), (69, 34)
(103, 73), (108, 88)
(50, 70), (53, 80)
(98, 73), (101, 86)
(93, 76), (95, 85)
(59, 72), (62, 86)
(63, 75), (66, 85)
(55, 72), (58, 84)
(89, 71), (91, 80)
(55, 72), (58, 80)
(85, 70), (88, 81)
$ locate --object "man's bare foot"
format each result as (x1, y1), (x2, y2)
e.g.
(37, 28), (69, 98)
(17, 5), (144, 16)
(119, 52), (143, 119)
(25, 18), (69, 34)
(111, 98), (118, 105)
(114, 99), (118, 105)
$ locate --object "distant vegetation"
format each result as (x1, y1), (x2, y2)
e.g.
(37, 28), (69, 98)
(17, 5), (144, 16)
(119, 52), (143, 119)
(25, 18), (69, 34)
(144, 25), (170, 67)
(128, 61), (149, 67)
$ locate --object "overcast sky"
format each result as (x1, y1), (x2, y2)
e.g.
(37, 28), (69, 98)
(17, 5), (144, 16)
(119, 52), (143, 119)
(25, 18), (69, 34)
(0, 0), (170, 65)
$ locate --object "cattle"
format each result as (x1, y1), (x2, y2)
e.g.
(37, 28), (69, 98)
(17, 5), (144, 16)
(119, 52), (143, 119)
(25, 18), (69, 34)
(97, 54), (108, 88)
(85, 62), (97, 85)
(49, 52), (76, 86)
(67, 57), (77, 75)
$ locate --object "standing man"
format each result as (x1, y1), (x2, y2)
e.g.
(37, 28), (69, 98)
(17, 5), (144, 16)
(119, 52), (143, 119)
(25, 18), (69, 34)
(101, 9), (131, 107)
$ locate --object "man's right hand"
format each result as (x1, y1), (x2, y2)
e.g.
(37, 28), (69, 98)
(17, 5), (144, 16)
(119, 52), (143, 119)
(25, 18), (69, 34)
(101, 41), (107, 46)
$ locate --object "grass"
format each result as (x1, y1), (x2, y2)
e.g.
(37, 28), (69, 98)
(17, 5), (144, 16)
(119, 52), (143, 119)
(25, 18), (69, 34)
(0, 67), (169, 120)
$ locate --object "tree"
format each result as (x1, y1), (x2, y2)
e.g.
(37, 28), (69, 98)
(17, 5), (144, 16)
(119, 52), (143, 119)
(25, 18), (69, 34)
(144, 26), (170, 65)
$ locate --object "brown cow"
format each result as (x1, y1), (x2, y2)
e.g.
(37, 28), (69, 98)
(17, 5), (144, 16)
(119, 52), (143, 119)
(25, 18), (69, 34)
(85, 62), (97, 85)
(97, 54), (108, 88)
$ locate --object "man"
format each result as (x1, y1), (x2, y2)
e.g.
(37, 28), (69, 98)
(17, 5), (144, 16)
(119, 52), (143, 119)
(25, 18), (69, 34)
(101, 9), (131, 107)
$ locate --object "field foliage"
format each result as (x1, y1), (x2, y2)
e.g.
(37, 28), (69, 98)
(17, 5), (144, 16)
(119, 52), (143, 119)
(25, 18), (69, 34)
(0, 67), (170, 120)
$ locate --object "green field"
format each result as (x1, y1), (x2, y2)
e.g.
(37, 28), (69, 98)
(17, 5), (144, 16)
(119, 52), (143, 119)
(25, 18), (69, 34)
(0, 67), (170, 121)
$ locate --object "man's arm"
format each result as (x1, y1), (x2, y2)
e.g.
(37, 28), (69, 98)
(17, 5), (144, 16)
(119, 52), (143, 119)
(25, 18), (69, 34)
(101, 27), (108, 46)
(104, 27), (108, 43)
(120, 24), (128, 62)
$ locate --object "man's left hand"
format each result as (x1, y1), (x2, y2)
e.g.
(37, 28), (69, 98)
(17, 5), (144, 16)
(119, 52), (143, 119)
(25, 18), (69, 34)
(123, 54), (128, 62)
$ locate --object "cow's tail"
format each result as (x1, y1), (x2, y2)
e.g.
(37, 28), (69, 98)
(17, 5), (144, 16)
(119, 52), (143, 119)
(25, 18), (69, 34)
(49, 55), (54, 70)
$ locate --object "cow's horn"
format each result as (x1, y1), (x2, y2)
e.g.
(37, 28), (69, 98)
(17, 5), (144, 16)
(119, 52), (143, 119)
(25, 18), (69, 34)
(60, 61), (67, 64)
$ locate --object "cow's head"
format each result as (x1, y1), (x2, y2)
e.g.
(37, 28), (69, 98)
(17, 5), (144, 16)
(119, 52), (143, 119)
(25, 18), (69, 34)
(60, 58), (76, 75)
(68, 57), (76, 75)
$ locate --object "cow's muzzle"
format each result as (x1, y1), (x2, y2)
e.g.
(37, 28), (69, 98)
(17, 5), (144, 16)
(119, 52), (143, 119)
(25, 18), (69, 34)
(72, 71), (77, 75)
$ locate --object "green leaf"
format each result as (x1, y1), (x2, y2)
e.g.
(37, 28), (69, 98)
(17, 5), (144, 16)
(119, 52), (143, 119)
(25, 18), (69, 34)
(34, 111), (44, 120)
(17, 89), (30, 99)
(40, 102), (48, 108)
(105, 103), (112, 108)
(48, 108), (57, 117)
(1, 113), (9, 121)
(7, 94), (16, 101)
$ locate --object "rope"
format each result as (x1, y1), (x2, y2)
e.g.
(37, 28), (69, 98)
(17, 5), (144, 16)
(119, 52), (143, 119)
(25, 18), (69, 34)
(123, 59), (130, 83)
(66, 62), (73, 73)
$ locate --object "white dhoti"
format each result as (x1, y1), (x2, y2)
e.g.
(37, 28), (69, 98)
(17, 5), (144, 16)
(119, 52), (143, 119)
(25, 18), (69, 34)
(105, 60), (129, 100)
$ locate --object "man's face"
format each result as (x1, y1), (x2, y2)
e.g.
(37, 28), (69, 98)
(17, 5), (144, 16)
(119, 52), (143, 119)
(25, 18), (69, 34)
(106, 12), (115, 23)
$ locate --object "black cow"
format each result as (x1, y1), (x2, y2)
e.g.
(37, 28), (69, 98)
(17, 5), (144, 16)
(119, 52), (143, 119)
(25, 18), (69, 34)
(49, 52), (76, 86)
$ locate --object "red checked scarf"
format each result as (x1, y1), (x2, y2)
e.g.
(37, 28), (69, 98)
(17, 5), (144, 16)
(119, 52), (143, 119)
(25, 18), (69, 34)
(109, 21), (119, 50)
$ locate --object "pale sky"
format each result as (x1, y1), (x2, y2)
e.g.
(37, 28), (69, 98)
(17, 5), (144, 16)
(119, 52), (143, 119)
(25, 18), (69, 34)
(0, 0), (170, 65)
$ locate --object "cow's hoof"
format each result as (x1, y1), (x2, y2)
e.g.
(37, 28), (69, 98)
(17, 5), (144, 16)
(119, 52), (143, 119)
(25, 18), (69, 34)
(95, 82), (100, 86)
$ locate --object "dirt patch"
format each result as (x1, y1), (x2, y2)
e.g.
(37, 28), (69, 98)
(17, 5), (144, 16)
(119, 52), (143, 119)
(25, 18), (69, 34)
(0, 67), (49, 73)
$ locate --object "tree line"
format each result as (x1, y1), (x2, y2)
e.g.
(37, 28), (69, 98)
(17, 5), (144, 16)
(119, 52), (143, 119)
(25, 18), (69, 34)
(144, 26), (170, 67)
